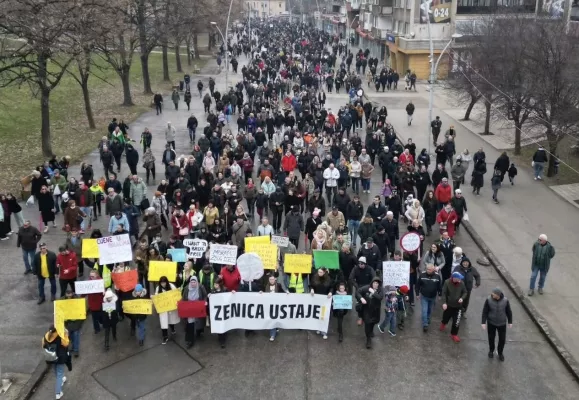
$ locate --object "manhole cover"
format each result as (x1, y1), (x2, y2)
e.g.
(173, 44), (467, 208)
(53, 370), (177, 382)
(93, 342), (201, 399)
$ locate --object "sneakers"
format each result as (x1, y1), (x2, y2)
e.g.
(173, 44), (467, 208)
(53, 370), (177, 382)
(63, 376), (67, 385)
(43, 226), (49, 233)
(538, 288), (544, 295)
(423, 326), (428, 333)
(0, 237), (9, 241)
(162, 337), (169, 345)
(316, 331), (320, 335)
(528, 289), (534, 296)
(439, 323), (446, 331)
(377, 325), (385, 334)
(388, 330), (396, 337)
(322, 335), (328, 340)
(488, 351), (494, 359)
(56, 393), (64, 400)
(270, 336), (275, 342)
(451, 335), (461, 343)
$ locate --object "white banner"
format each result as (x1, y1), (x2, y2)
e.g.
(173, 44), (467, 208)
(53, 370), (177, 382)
(96, 234), (132, 264)
(209, 244), (238, 265)
(74, 279), (104, 295)
(209, 292), (332, 334)
(382, 261), (410, 287)
(271, 235), (289, 247)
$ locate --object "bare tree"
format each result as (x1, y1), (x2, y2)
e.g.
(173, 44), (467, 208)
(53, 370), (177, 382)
(0, 0), (79, 157)
(133, 0), (162, 94)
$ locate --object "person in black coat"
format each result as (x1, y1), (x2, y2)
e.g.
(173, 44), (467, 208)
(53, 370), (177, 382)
(471, 158), (487, 195)
(494, 152), (510, 182)
(37, 186), (56, 231)
(356, 277), (384, 349)
(33, 243), (58, 304)
(125, 144), (139, 175)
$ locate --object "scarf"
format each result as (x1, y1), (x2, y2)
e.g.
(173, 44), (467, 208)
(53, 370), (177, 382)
(187, 277), (200, 323)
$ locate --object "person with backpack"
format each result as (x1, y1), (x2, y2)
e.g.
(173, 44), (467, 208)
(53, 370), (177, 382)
(42, 324), (71, 400)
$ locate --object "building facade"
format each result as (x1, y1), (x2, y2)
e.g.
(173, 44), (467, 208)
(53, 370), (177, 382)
(247, 0), (287, 18)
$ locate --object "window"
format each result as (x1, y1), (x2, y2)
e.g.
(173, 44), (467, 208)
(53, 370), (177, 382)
(456, 0), (536, 14)
(404, 22), (409, 34)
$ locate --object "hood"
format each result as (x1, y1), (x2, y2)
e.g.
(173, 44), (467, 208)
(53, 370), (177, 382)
(460, 257), (471, 268)
(44, 331), (58, 343)
(371, 277), (382, 285)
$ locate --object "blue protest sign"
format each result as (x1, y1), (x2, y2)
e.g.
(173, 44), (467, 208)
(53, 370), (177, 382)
(333, 295), (352, 310)
(167, 248), (187, 263)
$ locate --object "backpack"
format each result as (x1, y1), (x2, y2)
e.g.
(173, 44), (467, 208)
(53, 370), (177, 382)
(43, 341), (58, 363)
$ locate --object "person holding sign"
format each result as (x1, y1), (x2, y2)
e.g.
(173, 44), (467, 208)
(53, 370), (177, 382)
(86, 269), (104, 334)
(310, 268), (333, 340)
(356, 277), (384, 349)
(332, 282), (350, 342)
(130, 284), (149, 346)
(182, 276), (208, 349)
(262, 273), (286, 341)
(209, 279), (228, 348)
(154, 276), (180, 345)
(102, 289), (119, 351)
(62, 289), (84, 357)
(42, 324), (71, 400)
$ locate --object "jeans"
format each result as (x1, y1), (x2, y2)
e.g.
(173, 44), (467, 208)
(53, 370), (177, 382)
(379, 311), (396, 333)
(70, 329), (80, 353)
(80, 207), (92, 230)
(13, 211), (25, 228)
(188, 128), (196, 142)
(530, 267), (548, 290)
(351, 177), (359, 194)
(348, 220), (360, 243)
(53, 194), (62, 213)
(420, 296), (436, 327)
(533, 162), (544, 179)
(136, 319), (146, 341)
(407, 114), (413, 125)
(22, 249), (36, 273)
(488, 323), (507, 355)
(38, 276), (57, 299)
(269, 328), (278, 338)
(54, 363), (65, 395)
(361, 178), (370, 191)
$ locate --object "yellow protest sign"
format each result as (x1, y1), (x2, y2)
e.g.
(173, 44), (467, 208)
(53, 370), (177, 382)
(152, 290), (181, 314)
(245, 235), (270, 250)
(56, 298), (87, 320)
(148, 261), (177, 282)
(284, 254), (313, 274)
(122, 299), (153, 315)
(82, 238), (100, 258)
(54, 303), (65, 338)
(249, 244), (278, 270)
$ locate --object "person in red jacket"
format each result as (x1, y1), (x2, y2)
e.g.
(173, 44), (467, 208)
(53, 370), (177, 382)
(436, 203), (458, 238)
(434, 178), (452, 211)
(171, 208), (189, 239)
(400, 149), (414, 165)
(57, 245), (78, 297)
(86, 269), (104, 334)
(220, 264), (241, 292)
(281, 151), (297, 173)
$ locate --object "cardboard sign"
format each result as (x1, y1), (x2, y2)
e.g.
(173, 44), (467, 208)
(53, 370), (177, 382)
(55, 298), (87, 320)
(148, 261), (177, 282)
(400, 232), (421, 253)
(74, 279), (104, 295)
(333, 295), (353, 310)
(313, 250), (339, 270)
(54, 303), (65, 338)
(152, 289), (181, 314)
(245, 235), (270, 250)
(167, 248), (187, 262)
(102, 301), (116, 313)
(122, 299), (153, 315)
(81, 239), (100, 258)
(249, 244), (278, 270)
(96, 234), (132, 264)
(183, 239), (208, 259)
(111, 270), (139, 292)
(209, 244), (238, 265)
(382, 261), (411, 287)
(271, 235), (289, 247)
(284, 254), (312, 274)
(177, 300), (207, 318)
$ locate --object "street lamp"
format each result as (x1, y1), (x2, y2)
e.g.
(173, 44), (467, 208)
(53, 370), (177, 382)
(426, 30), (462, 154)
(211, 19), (231, 92)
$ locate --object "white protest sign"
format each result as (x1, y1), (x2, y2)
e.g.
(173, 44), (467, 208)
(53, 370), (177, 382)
(96, 234), (132, 264)
(382, 261), (410, 288)
(102, 302), (116, 312)
(183, 239), (208, 259)
(209, 244), (238, 265)
(400, 232), (421, 253)
(74, 279), (104, 295)
(209, 292), (332, 334)
(237, 253), (264, 281)
(271, 235), (289, 247)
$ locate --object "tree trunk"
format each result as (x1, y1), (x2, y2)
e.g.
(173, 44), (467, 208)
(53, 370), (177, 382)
(546, 131), (558, 177)
(483, 100), (491, 135)
(40, 87), (54, 157)
(186, 39), (192, 66)
(514, 121), (522, 155)
(463, 95), (478, 121)
(120, 72), (134, 106)
(140, 53), (153, 94)
(207, 32), (212, 51)
(175, 44), (182, 73)
(193, 32), (200, 60)
(81, 79), (96, 129)
(162, 43), (170, 81)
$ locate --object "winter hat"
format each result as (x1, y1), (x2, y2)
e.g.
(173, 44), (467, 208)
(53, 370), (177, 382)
(358, 256), (367, 264)
(135, 284), (144, 293)
(104, 288), (115, 300)
(399, 285), (409, 295)
(451, 272), (464, 280)
(492, 287), (503, 296)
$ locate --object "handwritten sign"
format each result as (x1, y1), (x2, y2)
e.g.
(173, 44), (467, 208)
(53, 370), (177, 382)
(152, 289), (181, 314)
(183, 239), (208, 259)
(54, 303), (65, 338)
(167, 248), (187, 262)
(209, 244), (238, 265)
(122, 299), (153, 315)
(284, 254), (312, 274)
(271, 235), (289, 247)
(245, 236), (271, 249)
(249, 244), (278, 270)
(81, 238), (100, 258)
(313, 250), (339, 270)
(74, 279), (104, 295)
(102, 301), (116, 313)
(400, 232), (421, 253)
(96, 234), (132, 264)
(382, 261), (410, 287)
(148, 261), (177, 282)
(333, 295), (353, 310)
(111, 269), (138, 292)
(56, 298), (87, 320)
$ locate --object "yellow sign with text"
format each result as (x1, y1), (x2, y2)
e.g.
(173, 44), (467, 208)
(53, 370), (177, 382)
(81, 239), (100, 258)
(152, 290), (181, 314)
(56, 298), (87, 320)
(54, 303), (66, 338)
(245, 235), (270, 250)
(122, 299), (153, 315)
(249, 244), (278, 270)
(284, 254), (312, 274)
(148, 261), (177, 282)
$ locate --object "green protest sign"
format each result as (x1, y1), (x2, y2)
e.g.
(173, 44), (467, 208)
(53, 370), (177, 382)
(313, 250), (339, 270)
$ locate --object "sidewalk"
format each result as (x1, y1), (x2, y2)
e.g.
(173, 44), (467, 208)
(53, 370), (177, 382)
(367, 83), (579, 377)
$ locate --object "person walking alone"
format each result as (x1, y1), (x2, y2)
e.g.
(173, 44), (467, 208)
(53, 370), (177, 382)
(481, 287), (513, 361)
(406, 101), (415, 126)
(440, 271), (467, 343)
(528, 234), (555, 296)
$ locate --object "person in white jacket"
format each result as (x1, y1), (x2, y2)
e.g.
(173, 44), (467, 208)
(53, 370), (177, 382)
(154, 277), (180, 344)
(323, 163), (340, 205)
(165, 122), (176, 149)
(202, 151), (216, 174)
(293, 133), (305, 151)
(261, 176), (276, 196)
(404, 200), (425, 227)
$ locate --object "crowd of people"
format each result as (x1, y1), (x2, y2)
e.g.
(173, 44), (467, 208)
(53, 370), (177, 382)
(2, 19), (562, 400)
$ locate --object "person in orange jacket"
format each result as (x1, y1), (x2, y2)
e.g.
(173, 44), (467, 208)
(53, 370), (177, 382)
(281, 151), (297, 173)
(434, 177), (452, 211)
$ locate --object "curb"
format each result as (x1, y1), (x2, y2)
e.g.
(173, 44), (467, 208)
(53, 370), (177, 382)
(19, 362), (49, 400)
(462, 220), (579, 382)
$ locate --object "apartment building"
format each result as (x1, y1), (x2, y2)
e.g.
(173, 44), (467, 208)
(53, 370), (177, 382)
(247, 0), (287, 18)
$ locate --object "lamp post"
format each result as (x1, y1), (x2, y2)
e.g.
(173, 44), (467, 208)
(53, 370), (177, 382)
(346, 13), (359, 54)
(426, 19), (462, 155)
(211, 21), (230, 92)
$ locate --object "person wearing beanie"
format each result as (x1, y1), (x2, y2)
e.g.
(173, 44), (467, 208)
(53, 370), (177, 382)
(440, 272), (467, 342)
(356, 277), (384, 349)
(482, 287), (513, 361)
(129, 284), (149, 346)
(349, 256), (376, 326)
(396, 285), (410, 330)
(455, 257), (480, 318)
(102, 288), (119, 351)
